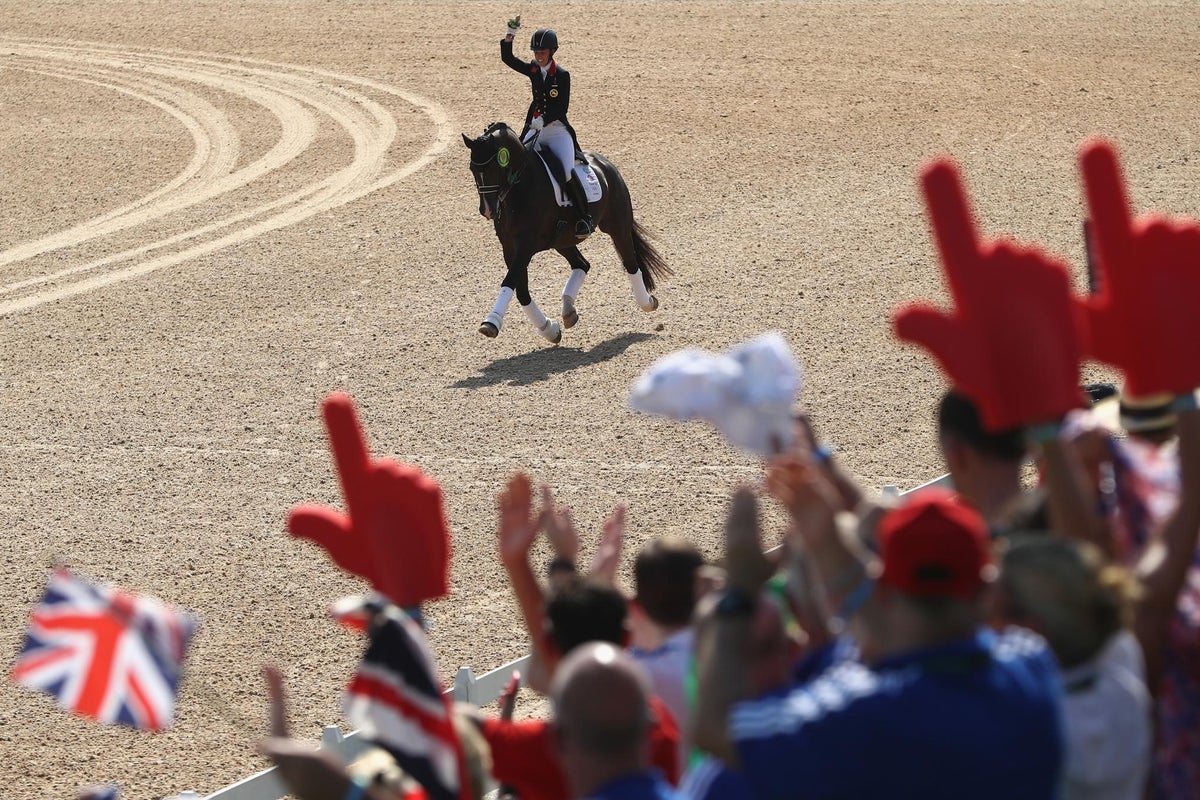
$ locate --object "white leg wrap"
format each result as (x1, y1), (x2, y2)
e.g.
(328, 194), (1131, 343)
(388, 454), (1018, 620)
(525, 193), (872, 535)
(522, 299), (549, 328)
(627, 270), (653, 307)
(491, 286), (515, 319)
(563, 268), (588, 300)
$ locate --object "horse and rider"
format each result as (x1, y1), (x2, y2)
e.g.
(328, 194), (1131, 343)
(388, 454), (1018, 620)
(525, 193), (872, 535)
(502, 24), (595, 240)
(461, 18), (671, 344)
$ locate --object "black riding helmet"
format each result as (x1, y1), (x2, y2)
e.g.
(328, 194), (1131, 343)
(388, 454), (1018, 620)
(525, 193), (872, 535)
(530, 28), (558, 51)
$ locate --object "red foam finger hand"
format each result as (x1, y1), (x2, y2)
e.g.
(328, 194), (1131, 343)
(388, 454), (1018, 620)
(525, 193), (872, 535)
(893, 157), (1084, 431)
(364, 461), (451, 607)
(1079, 139), (1200, 396)
(288, 393), (452, 607)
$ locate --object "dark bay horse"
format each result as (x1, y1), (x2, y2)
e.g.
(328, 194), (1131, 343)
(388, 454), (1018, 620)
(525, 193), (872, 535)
(462, 122), (671, 344)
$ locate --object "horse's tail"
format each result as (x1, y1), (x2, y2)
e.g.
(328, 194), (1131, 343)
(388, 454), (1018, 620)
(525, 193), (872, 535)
(630, 217), (673, 291)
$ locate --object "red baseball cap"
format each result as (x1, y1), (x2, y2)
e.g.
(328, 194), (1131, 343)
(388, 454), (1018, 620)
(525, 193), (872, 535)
(877, 488), (992, 599)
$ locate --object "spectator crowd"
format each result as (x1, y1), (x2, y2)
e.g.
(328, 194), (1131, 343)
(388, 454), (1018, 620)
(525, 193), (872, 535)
(86, 138), (1200, 800)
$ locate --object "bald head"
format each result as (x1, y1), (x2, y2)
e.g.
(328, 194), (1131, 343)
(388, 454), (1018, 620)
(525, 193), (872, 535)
(551, 642), (651, 760)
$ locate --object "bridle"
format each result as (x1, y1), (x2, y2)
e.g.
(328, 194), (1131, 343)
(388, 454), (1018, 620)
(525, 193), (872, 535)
(471, 141), (525, 216)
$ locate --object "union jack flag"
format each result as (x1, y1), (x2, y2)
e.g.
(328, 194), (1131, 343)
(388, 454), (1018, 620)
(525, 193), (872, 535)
(10, 569), (198, 731)
(344, 603), (467, 800)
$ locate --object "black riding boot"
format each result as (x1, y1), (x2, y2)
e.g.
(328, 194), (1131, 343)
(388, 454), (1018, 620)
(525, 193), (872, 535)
(565, 178), (595, 238)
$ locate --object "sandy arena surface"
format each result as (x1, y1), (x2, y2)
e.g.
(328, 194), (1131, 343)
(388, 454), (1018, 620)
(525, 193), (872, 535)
(1, 1), (1198, 796)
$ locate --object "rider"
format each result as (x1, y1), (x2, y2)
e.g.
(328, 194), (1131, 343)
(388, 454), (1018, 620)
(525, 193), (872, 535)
(502, 20), (595, 238)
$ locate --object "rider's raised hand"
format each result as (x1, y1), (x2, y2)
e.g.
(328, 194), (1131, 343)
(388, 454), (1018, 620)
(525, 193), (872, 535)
(892, 158), (1085, 431)
(506, 14), (521, 38)
(1077, 139), (1200, 397)
(287, 393), (451, 608)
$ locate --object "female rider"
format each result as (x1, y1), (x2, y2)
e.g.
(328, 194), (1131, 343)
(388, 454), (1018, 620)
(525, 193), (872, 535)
(501, 22), (594, 238)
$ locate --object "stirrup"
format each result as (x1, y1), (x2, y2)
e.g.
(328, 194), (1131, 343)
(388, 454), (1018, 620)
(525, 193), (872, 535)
(575, 218), (595, 238)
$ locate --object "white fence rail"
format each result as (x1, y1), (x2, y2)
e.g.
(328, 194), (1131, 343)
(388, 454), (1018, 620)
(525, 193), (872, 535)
(178, 475), (951, 800)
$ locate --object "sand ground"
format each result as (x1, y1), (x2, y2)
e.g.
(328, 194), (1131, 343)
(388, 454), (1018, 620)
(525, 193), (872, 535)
(1, 1), (1198, 796)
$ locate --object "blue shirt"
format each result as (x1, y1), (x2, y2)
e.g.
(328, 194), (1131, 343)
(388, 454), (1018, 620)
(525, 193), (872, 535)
(730, 628), (1065, 799)
(584, 772), (684, 800)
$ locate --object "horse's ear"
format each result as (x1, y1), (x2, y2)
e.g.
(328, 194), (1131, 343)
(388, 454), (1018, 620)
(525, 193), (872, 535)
(461, 133), (473, 148)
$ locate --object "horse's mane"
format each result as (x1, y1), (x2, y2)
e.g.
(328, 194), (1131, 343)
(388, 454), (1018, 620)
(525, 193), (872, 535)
(482, 121), (511, 137)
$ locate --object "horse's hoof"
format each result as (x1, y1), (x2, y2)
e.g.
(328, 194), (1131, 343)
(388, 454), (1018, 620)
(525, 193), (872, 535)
(539, 319), (562, 345)
(640, 295), (659, 313)
(479, 321), (499, 338)
(562, 300), (579, 329)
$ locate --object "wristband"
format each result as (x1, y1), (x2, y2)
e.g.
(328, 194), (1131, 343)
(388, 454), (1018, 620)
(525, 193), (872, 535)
(833, 576), (875, 630)
(1169, 393), (1199, 414)
(1025, 421), (1062, 446)
(813, 443), (835, 465)
(546, 557), (576, 577)
(343, 773), (370, 800)
(401, 606), (427, 630)
(715, 589), (757, 619)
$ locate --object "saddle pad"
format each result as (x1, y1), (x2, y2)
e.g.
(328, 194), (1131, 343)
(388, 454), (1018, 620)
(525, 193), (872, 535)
(537, 153), (603, 207)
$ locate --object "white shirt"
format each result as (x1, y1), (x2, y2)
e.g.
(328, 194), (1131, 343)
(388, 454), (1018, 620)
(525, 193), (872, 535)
(1060, 630), (1152, 800)
(629, 627), (694, 766)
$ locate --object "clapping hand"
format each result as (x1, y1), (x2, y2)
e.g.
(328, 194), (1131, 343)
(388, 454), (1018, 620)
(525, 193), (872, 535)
(287, 393), (451, 608)
(724, 488), (773, 596)
(497, 472), (543, 566)
(588, 504), (626, 584)
(259, 665), (364, 800)
(540, 484), (580, 564)
(498, 670), (521, 721)
(765, 456), (840, 552)
(893, 158), (1085, 431)
(1077, 139), (1200, 397)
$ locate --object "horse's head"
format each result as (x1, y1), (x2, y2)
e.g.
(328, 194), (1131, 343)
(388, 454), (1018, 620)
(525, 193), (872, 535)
(462, 122), (525, 219)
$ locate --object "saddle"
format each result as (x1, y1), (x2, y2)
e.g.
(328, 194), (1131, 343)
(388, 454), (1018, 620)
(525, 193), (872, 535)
(533, 149), (603, 209)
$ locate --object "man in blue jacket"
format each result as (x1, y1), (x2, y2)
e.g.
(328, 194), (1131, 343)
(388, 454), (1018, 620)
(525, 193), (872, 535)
(692, 464), (1065, 799)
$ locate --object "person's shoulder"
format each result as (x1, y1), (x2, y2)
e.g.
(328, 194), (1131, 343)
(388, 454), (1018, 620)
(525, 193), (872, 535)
(989, 626), (1056, 666)
(731, 660), (889, 739)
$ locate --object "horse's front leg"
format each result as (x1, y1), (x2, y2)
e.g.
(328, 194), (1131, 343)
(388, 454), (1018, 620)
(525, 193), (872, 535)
(479, 235), (521, 338)
(485, 243), (561, 345)
(556, 245), (592, 329)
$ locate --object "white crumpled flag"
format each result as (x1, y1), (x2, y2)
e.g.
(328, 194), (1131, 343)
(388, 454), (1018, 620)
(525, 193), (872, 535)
(628, 332), (803, 456)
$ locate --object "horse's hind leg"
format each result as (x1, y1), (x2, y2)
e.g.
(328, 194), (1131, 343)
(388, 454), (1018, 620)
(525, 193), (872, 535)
(556, 246), (591, 328)
(609, 229), (658, 312)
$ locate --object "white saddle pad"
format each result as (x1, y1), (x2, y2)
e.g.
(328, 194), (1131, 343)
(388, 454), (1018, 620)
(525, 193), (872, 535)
(537, 155), (603, 207)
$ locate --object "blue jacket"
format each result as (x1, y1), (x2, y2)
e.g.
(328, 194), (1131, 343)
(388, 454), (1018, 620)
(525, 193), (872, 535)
(730, 628), (1065, 799)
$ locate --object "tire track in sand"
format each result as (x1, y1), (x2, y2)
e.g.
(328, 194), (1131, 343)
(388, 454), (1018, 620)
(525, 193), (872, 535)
(0, 38), (451, 317)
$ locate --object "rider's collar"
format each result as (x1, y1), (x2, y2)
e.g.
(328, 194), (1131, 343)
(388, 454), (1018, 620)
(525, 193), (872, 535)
(540, 60), (557, 78)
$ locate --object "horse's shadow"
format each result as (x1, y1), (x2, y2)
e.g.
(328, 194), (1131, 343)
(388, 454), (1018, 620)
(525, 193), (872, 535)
(452, 331), (656, 389)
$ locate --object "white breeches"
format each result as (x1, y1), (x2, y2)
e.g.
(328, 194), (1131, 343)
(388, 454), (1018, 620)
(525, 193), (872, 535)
(525, 121), (575, 181)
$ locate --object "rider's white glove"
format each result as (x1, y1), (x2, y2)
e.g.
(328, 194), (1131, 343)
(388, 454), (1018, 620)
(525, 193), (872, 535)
(506, 16), (521, 37)
(530, 115), (544, 131)
(505, 25), (519, 38)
